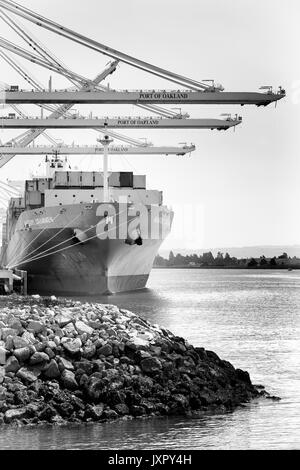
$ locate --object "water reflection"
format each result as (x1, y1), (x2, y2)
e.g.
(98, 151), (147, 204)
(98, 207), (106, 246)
(0, 269), (299, 449)
(0, 400), (299, 450)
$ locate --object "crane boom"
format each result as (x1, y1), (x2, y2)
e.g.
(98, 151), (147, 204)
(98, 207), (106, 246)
(0, 0), (218, 91)
(1, 89), (285, 106)
(0, 117), (242, 129)
(0, 144), (196, 156)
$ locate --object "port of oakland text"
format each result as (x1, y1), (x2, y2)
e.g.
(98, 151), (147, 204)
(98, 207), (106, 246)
(139, 92), (189, 100)
(117, 119), (160, 126)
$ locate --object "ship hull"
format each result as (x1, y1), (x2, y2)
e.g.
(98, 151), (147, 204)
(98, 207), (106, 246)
(3, 202), (172, 296)
(25, 273), (149, 296)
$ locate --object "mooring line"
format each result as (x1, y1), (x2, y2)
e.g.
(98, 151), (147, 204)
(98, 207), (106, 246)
(9, 209), (129, 269)
(16, 211), (82, 264)
(8, 211), (61, 267)
(9, 214), (137, 270)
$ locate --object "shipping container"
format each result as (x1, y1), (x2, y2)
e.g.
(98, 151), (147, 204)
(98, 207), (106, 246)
(81, 172), (94, 187)
(133, 175), (146, 189)
(93, 172), (104, 187)
(68, 172), (81, 187)
(53, 172), (68, 188)
(109, 172), (121, 187)
(120, 172), (133, 187)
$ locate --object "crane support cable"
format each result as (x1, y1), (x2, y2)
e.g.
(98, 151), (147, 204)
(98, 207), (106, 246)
(0, 188), (10, 200)
(0, 180), (21, 195)
(43, 132), (59, 146)
(9, 104), (27, 118)
(0, 49), (43, 90)
(99, 130), (150, 147)
(0, 36), (105, 89)
(0, 0), (216, 91)
(0, 10), (94, 88)
(0, 58), (119, 168)
(136, 103), (188, 119)
(0, 36), (54, 68)
(0, 196), (9, 206)
(0, 9), (77, 76)
(0, 189), (20, 197)
(0, 9), (54, 66)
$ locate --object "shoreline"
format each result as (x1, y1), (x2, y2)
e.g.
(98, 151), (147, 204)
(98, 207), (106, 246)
(153, 266), (299, 270)
(0, 295), (275, 427)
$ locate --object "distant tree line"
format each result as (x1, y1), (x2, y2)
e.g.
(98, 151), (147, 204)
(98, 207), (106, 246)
(154, 251), (300, 268)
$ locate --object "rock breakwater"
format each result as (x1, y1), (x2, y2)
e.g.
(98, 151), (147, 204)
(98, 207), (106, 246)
(0, 296), (263, 426)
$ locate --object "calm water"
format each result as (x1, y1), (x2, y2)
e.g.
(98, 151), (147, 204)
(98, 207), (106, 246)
(0, 269), (299, 449)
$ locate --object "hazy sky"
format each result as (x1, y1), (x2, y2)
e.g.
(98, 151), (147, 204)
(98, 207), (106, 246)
(0, 0), (299, 250)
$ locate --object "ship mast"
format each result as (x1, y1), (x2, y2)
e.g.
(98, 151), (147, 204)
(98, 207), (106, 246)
(98, 135), (113, 202)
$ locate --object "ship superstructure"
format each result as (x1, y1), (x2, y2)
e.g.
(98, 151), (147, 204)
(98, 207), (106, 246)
(0, 0), (285, 295)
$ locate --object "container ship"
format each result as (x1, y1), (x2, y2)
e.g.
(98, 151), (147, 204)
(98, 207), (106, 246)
(0, 0), (284, 297)
(0, 156), (173, 295)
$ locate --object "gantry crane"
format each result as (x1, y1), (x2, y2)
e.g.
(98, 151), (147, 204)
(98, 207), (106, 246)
(0, 6), (194, 169)
(0, 0), (285, 177)
(0, 0), (285, 99)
